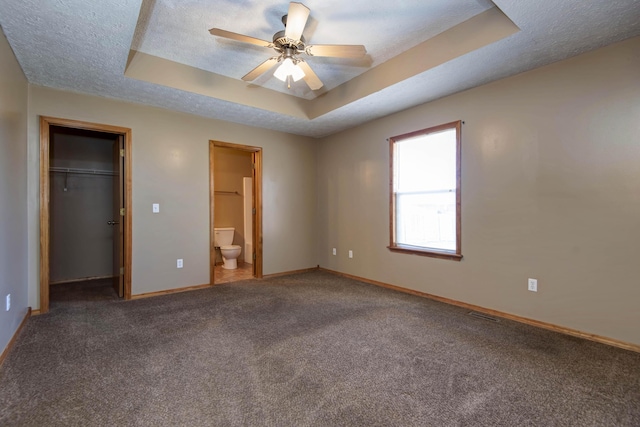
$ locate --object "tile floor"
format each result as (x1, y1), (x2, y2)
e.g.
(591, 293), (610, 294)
(214, 262), (254, 284)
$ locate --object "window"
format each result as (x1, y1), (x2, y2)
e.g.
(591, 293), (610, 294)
(389, 121), (462, 261)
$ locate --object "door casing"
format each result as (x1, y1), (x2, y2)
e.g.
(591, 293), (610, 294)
(39, 116), (132, 313)
(209, 140), (263, 284)
(112, 135), (125, 297)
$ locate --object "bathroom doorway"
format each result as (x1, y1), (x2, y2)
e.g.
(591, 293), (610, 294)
(209, 141), (263, 284)
(39, 117), (132, 314)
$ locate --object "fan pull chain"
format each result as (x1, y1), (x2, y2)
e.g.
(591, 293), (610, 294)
(287, 74), (292, 89)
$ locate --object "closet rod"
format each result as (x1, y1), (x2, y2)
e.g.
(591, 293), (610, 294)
(49, 167), (117, 176)
(214, 190), (240, 195)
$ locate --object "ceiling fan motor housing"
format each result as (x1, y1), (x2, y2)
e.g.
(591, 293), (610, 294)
(272, 29), (306, 52)
(273, 14), (306, 65)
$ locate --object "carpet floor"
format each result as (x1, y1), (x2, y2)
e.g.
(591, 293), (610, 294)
(1, 271), (639, 426)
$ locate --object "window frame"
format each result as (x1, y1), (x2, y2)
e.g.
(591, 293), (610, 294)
(388, 120), (463, 261)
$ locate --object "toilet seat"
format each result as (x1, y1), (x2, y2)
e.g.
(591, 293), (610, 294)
(221, 245), (241, 250)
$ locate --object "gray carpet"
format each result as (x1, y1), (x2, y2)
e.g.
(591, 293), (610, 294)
(1, 271), (639, 426)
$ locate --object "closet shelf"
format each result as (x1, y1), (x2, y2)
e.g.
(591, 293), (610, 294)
(50, 167), (117, 176)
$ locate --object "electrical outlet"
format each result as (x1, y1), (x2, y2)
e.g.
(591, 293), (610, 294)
(177, 259), (183, 269)
(5, 294), (10, 311)
(528, 278), (538, 292)
(332, 248), (337, 255)
(348, 250), (353, 259)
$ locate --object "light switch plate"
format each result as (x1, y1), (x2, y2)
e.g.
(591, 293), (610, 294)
(177, 259), (183, 268)
(528, 278), (538, 292)
(152, 203), (160, 213)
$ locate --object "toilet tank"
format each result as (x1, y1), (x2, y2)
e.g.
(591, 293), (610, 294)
(214, 227), (235, 247)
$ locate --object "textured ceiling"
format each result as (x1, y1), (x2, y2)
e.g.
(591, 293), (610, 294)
(1, 0), (639, 138)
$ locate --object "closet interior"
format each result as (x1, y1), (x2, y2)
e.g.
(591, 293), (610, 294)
(48, 125), (122, 303)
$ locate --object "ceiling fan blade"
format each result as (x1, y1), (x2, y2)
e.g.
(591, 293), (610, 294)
(242, 57), (279, 81)
(297, 61), (323, 90)
(306, 44), (367, 58)
(284, 2), (310, 42)
(209, 28), (271, 48)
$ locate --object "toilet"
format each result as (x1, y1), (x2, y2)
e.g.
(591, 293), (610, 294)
(214, 227), (242, 270)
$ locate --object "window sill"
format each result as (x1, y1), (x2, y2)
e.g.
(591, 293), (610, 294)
(388, 245), (463, 261)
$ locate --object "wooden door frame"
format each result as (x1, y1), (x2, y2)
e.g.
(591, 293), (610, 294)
(209, 140), (263, 284)
(39, 116), (133, 313)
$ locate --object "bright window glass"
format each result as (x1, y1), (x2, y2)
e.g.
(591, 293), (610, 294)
(390, 121), (461, 258)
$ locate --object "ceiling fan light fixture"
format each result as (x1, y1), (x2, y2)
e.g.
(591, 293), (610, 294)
(210, 1), (366, 90)
(274, 57), (305, 82)
(290, 63), (305, 82)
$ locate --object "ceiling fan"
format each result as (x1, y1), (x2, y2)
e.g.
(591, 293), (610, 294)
(209, 2), (366, 90)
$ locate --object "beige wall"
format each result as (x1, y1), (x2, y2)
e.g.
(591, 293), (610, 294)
(213, 146), (253, 263)
(317, 37), (640, 345)
(0, 28), (29, 354)
(27, 87), (318, 306)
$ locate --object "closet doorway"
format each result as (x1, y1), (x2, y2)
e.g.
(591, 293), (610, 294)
(39, 117), (132, 314)
(209, 141), (263, 284)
